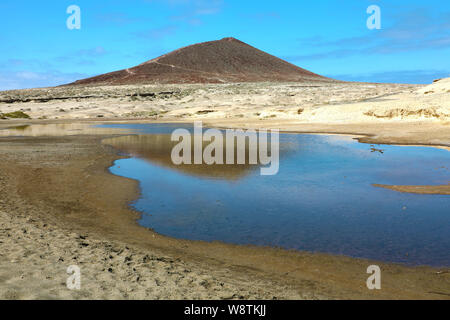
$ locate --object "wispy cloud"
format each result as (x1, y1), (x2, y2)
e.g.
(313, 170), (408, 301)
(53, 47), (108, 67)
(0, 70), (89, 90)
(96, 12), (150, 26)
(135, 0), (223, 38)
(135, 25), (177, 40)
(168, 0), (223, 25)
(242, 12), (280, 22)
(290, 9), (450, 61)
(329, 69), (450, 84)
(0, 58), (52, 70)
(146, 0), (223, 13)
(77, 46), (107, 57)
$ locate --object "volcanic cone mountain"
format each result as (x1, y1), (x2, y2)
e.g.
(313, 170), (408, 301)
(69, 37), (331, 85)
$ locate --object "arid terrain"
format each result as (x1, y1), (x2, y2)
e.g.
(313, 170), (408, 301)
(0, 77), (449, 299)
(1, 79), (448, 125)
(69, 37), (329, 85)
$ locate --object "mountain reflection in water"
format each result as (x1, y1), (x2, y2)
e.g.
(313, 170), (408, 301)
(103, 134), (295, 180)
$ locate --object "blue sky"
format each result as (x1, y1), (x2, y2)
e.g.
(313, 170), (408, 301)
(1, 0), (449, 90)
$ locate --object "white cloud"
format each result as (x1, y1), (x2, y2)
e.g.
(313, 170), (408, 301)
(0, 70), (88, 91)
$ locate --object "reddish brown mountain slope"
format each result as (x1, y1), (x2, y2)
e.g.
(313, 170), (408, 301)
(69, 37), (332, 85)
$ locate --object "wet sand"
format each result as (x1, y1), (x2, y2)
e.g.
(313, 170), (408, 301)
(0, 120), (449, 299)
(373, 184), (450, 195)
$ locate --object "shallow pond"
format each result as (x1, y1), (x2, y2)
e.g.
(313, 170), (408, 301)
(100, 123), (449, 267)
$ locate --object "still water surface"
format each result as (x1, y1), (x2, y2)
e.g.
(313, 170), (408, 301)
(101, 123), (450, 266)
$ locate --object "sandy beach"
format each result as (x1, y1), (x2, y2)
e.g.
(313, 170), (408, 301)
(0, 80), (449, 299)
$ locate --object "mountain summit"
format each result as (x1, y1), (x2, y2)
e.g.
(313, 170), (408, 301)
(69, 37), (331, 85)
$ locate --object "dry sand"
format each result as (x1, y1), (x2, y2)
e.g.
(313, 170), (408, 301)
(0, 79), (448, 124)
(0, 79), (449, 299)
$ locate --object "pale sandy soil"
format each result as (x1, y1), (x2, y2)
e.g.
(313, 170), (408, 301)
(0, 79), (448, 134)
(0, 80), (447, 124)
(0, 79), (449, 300)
